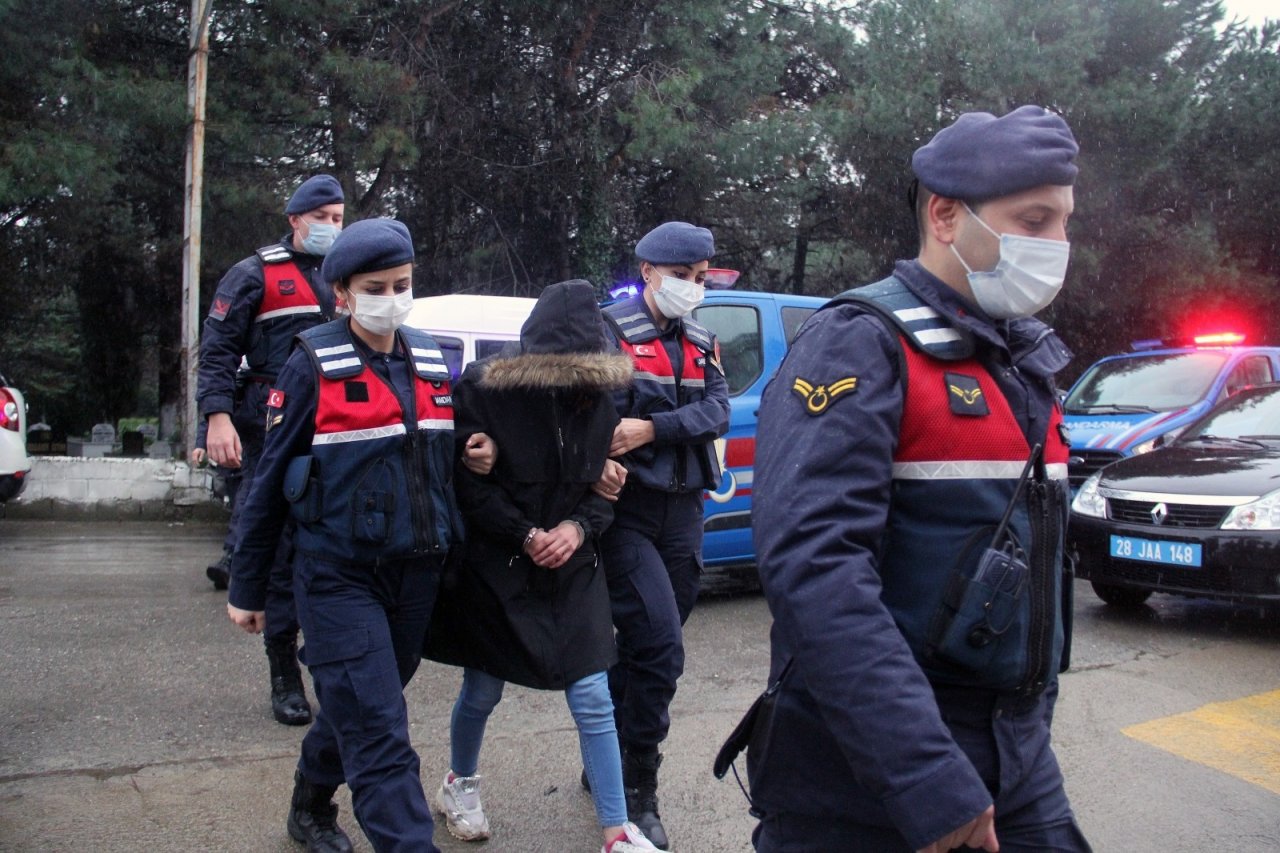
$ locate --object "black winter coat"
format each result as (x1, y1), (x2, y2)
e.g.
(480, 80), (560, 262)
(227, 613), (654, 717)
(425, 329), (634, 690)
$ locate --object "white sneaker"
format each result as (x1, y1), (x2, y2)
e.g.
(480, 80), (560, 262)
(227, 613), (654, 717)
(603, 821), (660, 853)
(434, 771), (491, 841)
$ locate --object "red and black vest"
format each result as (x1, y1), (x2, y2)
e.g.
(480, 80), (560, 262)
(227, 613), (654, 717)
(246, 243), (329, 379)
(287, 319), (463, 564)
(831, 277), (1070, 694)
(603, 296), (722, 492)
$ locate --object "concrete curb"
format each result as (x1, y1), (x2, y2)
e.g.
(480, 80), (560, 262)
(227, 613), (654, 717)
(3, 456), (230, 521)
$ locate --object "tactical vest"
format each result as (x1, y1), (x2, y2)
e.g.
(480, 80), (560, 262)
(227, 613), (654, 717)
(830, 277), (1070, 694)
(285, 320), (463, 565)
(603, 297), (722, 492)
(245, 243), (328, 379)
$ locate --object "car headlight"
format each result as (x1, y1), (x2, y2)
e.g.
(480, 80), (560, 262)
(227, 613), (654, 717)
(1221, 489), (1280, 530)
(1071, 471), (1107, 518)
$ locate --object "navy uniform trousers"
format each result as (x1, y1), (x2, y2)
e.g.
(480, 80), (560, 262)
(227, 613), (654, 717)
(601, 484), (704, 750)
(295, 552), (444, 852)
(753, 682), (1092, 853)
(228, 382), (298, 645)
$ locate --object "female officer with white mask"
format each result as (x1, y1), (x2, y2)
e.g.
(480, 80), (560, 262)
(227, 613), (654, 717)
(228, 218), (492, 853)
(594, 221), (731, 850)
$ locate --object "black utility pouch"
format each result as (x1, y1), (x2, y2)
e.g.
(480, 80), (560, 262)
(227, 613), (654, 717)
(926, 445), (1043, 674)
(714, 659), (791, 781)
(283, 455), (322, 523)
(929, 535), (1029, 672)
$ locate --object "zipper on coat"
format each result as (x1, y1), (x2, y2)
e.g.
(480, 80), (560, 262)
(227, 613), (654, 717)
(1020, 459), (1056, 696)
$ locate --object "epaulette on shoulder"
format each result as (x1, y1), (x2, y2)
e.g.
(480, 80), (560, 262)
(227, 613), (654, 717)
(602, 299), (660, 343)
(828, 276), (974, 361)
(297, 323), (364, 379)
(399, 326), (452, 382)
(256, 244), (293, 265)
(681, 318), (714, 353)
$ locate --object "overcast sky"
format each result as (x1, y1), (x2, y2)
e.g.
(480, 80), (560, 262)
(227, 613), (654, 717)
(1222, 0), (1275, 26)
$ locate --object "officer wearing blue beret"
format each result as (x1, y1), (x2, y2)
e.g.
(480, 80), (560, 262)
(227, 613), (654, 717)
(197, 173), (345, 726)
(228, 218), (491, 852)
(745, 107), (1091, 851)
(595, 220), (731, 849)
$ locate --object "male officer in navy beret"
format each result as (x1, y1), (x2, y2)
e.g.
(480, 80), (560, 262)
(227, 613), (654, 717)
(596, 221), (730, 849)
(746, 106), (1091, 851)
(197, 173), (344, 726)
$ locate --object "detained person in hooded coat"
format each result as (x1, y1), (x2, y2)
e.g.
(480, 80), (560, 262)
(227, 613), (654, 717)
(426, 280), (634, 687)
(424, 281), (660, 853)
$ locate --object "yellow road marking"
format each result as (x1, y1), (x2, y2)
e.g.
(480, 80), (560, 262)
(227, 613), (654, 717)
(1122, 690), (1280, 796)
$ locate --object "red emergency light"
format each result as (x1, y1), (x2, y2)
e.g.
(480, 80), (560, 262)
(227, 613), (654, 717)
(1192, 332), (1246, 347)
(703, 268), (740, 290)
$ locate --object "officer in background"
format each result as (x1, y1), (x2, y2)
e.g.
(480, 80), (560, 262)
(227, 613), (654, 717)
(596, 222), (731, 850)
(197, 174), (344, 726)
(746, 106), (1091, 852)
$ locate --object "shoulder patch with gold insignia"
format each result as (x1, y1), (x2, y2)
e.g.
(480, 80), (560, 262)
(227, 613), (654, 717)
(793, 375), (858, 416)
(945, 372), (989, 416)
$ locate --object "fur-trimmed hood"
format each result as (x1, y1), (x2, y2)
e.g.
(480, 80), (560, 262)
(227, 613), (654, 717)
(476, 278), (634, 393)
(479, 350), (634, 393)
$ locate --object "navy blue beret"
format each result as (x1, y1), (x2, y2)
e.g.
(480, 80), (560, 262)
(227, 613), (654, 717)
(912, 105), (1078, 202)
(635, 221), (716, 265)
(284, 174), (345, 215)
(321, 218), (414, 283)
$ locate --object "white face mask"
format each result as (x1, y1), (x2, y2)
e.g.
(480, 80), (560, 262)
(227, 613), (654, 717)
(350, 289), (413, 336)
(951, 204), (1070, 319)
(651, 274), (705, 319)
(301, 222), (340, 256)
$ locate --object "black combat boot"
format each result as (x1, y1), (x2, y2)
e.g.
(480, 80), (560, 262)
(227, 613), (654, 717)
(623, 747), (669, 850)
(205, 550), (231, 591)
(266, 637), (313, 726)
(287, 769), (354, 853)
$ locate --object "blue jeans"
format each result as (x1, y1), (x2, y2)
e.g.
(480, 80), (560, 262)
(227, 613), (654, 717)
(450, 667), (627, 828)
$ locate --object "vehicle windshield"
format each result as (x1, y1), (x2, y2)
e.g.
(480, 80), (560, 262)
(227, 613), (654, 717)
(1063, 352), (1227, 413)
(1180, 386), (1280, 444)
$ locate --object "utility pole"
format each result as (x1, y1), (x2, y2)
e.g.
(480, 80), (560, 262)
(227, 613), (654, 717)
(181, 0), (213, 459)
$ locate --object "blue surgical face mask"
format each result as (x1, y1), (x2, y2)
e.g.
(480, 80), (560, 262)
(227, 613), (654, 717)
(950, 204), (1070, 319)
(301, 222), (340, 256)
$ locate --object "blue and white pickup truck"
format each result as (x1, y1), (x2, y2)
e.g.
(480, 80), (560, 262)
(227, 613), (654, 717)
(1062, 333), (1280, 488)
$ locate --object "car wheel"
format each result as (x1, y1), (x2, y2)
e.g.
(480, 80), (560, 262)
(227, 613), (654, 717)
(1091, 581), (1153, 608)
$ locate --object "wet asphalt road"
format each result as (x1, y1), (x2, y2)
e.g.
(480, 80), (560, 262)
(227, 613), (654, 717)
(1, 519), (1277, 852)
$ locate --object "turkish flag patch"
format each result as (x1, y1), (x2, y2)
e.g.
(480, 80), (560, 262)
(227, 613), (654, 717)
(267, 388), (286, 409)
(634, 344), (657, 357)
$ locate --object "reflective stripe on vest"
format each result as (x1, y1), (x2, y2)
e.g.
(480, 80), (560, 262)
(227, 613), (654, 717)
(892, 339), (1069, 480)
(257, 260), (322, 323)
